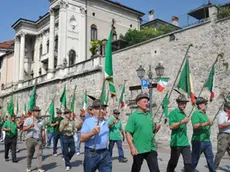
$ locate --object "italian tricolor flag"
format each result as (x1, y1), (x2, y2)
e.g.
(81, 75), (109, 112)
(157, 78), (168, 92)
(204, 65), (215, 101)
(119, 83), (126, 108)
(22, 104), (26, 118)
(81, 91), (88, 115)
(105, 31), (116, 97)
(177, 56), (196, 104)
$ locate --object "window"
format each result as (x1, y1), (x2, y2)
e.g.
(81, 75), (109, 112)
(39, 44), (43, 59)
(47, 40), (49, 53)
(55, 35), (58, 51)
(91, 24), (97, 41)
(69, 50), (76, 66)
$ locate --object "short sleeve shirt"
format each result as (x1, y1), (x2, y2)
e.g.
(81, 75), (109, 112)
(125, 110), (156, 154)
(52, 117), (63, 133)
(191, 110), (210, 141)
(169, 108), (190, 147)
(23, 117), (44, 140)
(59, 118), (76, 136)
(218, 111), (230, 133)
(3, 120), (18, 137)
(108, 117), (122, 140)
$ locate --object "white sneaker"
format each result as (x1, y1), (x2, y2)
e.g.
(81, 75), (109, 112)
(65, 166), (70, 171)
(26, 168), (31, 172)
(37, 169), (45, 172)
(53, 153), (58, 157)
(76, 152), (80, 156)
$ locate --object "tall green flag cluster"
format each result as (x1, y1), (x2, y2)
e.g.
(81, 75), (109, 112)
(28, 86), (36, 116)
(60, 86), (67, 109)
(204, 65), (215, 102)
(48, 98), (55, 121)
(7, 96), (14, 117)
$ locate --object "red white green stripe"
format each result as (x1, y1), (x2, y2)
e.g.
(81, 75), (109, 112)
(157, 78), (168, 92)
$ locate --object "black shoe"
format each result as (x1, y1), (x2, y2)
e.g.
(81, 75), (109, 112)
(12, 159), (18, 163)
(5, 158), (9, 162)
(119, 158), (128, 163)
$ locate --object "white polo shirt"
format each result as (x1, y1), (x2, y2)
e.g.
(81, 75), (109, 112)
(218, 111), (230, 133)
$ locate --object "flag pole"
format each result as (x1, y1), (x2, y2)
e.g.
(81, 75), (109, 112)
(201, 92), (230, 142)
(187, 53), (224, 117)
(71, 85), (77, 120)
(153, 44), (193, 122)
(43, 95), (56, 124)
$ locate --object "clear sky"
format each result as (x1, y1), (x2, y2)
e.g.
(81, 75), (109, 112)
(0, 0), (229, 42)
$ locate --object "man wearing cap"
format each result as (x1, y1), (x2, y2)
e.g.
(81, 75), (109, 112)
(166, 94), (192, 172)
(23, 106), (46, 172)
(3, 114), (19, 163)
(85, 106), (94, 120)
(125, 93), (160, 172)
(191, 97), (215, 172)
(80, 99), (112, 172)
(59, 109), (76, 171)
(51, 108), (64, 156)
(108, 109), (128, 163)
(214, 101), (230, 171)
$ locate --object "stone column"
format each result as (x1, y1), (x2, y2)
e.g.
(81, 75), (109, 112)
(57, 1), (67, 68)
(47, 8), (55, 79)
(13, 36), (20, 84)
(19, 32), (25, 83)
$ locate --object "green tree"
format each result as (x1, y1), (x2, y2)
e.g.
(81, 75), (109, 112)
(218, 6), (230, 19)
(90, 40), (103, 56)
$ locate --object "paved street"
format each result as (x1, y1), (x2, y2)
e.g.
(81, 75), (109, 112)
(0, 140), (229, 172)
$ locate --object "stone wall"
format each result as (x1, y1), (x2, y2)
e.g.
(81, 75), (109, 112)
(111, 16), (230, 141)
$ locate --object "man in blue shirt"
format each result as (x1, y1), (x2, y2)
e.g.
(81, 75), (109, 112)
(80, 99), (112, 172)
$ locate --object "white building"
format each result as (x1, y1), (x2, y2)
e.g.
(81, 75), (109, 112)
(11, 0), (144, 86)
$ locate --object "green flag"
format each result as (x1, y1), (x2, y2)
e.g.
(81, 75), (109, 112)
(71, 86), (77, 113)
(177, 57), (195, 104)
(7, 96), (14, 117)
(60, 87), (67, 109)
(105, 31), (116, 97)
(161, 93), (169, 118)
(48, 99), (55, 121)
(119, 84), (125, 108)
(227, 96), (230, 101)
(102, 86), (107, 105)
(28, 86), (36, 113)
(204, 65), (215, 101)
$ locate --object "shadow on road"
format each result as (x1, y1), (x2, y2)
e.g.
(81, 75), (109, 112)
(43, 154), (53, 160)
(18, 155), (27, 161)
(71, 160), (83, 167)
(43, 162), (57, 171)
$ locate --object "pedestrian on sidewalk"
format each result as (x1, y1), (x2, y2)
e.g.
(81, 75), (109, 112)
(51, 108), (63, 156)
(75, 113), (84, 155)
(125, 93), (161, 172)
(108, 109), (128, 163)
(3, 114), (19, 163)
(59, 109), (76, 171)
(23, 106), (46, 172)
(191, 97), (215, 172)
(166, 94), (192, 172)
(80, 99), (112, 172)
(214, 101), (230, 171)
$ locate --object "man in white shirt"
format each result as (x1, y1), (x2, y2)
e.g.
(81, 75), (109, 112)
(214, 102), (230, 171)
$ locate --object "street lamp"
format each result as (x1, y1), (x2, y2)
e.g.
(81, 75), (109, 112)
(136, 63), (165, 116)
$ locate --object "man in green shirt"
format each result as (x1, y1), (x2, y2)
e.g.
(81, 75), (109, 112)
(3, 114), (19, 163)
(108, 109), (128, 163)
(167, 94), (192, 172)
(191, 97), (215, 172)
(125, 93), (160, 172)
(51, 108), (63, 156)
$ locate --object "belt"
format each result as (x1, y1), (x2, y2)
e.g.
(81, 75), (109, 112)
(85, 147), (107, 153)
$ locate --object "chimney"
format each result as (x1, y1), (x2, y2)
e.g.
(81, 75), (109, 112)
(148, 10), (154, 21)
(172, 16), (179, 26)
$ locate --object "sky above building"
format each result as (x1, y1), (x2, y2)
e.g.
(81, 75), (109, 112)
(0, 0), (229, 42)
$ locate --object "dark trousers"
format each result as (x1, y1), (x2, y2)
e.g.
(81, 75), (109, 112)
(192, 141), (215, 172)
(62, 136), (75, 167)
(53, 132), (63, 154)
(84, 147), (112, 172)
(5, 135), (17, 161)
(167, 146), (192, 172)
(131, 151), (160, 172)
(46, 131), (53, 147)
(108, 140), (125, 161)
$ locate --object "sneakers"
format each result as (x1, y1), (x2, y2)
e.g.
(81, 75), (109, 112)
(65, 166), (70, 171)
(5, 158), (9, 162)
(76, 152), (80, 156)
(26, 168), (31, 172)
(37, 168), (45, 172)
(119, 158), (128, 163)
(53, 153), (58, 157)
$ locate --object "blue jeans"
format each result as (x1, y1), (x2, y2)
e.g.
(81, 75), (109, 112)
(192, 140), (215, 172)
(53, 132), (63, 154)
(108, 140), (125, 161)
(46, 132), (53, 147)
(75, 132), (81, 153)
(62, 136), (75, 167)
(84, 147), (112, 172)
